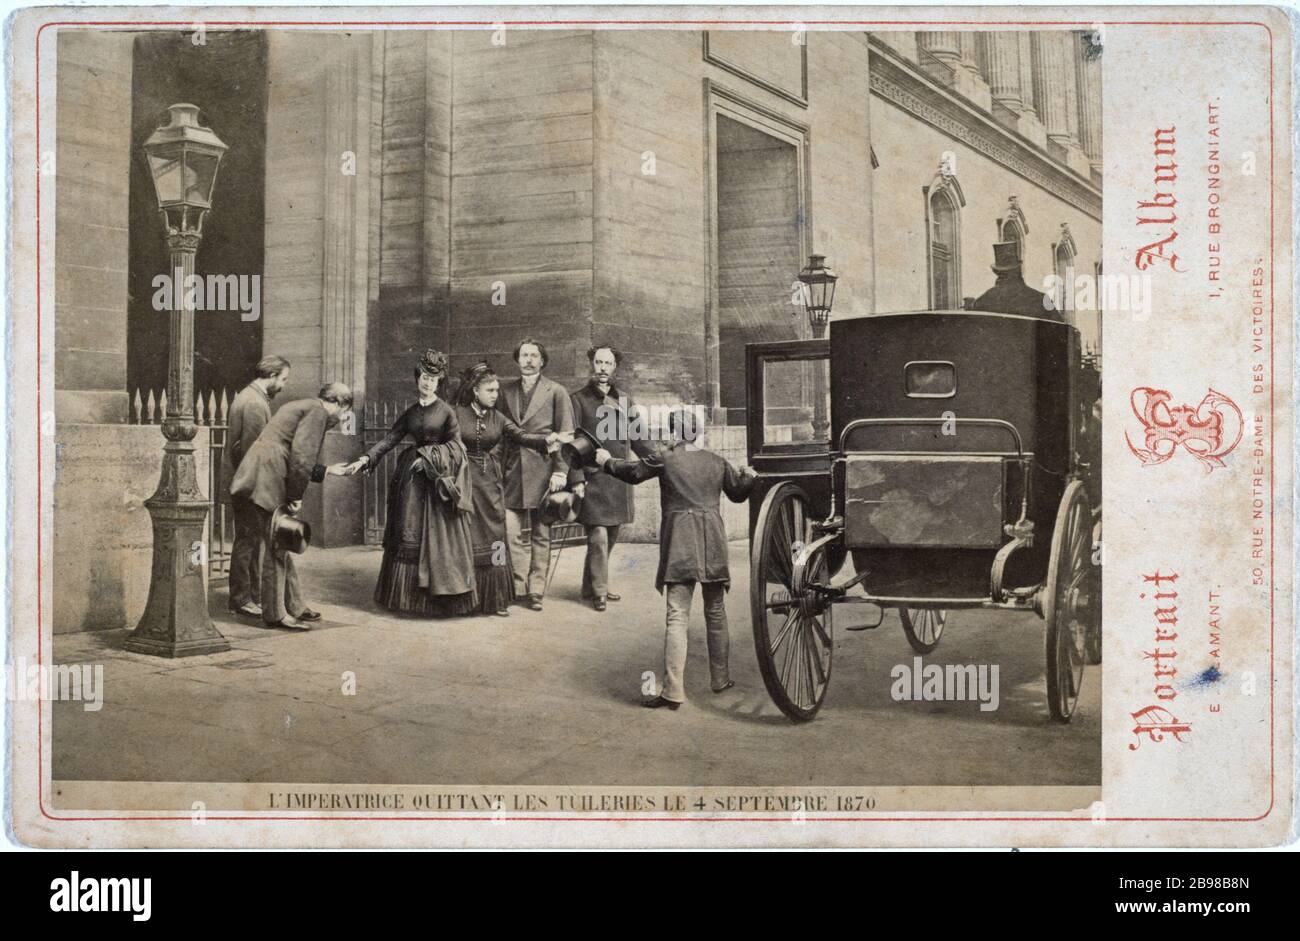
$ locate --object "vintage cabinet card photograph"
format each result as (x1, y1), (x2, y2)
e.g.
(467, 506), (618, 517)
(4, 4), (1294, 848)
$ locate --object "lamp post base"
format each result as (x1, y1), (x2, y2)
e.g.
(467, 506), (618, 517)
(125, 497), (230, 658)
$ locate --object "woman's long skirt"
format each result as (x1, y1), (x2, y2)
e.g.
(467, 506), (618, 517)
(465, 455), (514, 614)
(374, 448), (477, 617)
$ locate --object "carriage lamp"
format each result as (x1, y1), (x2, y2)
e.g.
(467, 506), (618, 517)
(126, 104), (231, 658)
(796, 254), (838, 339)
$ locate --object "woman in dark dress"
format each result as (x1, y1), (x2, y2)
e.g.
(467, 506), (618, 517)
(348, 350), (478, 617)
(454, 362), (556, 616)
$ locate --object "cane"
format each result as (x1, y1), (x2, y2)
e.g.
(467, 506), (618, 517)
(544, 523), (570, 593)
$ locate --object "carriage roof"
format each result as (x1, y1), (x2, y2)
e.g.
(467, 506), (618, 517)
(830, 308), (1077, 328)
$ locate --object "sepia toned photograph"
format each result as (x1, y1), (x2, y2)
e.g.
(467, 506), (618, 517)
(44, 21), (1104, 794)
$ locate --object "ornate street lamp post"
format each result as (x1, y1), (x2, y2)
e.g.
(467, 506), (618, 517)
(126, 104), (231, 657)
(796, 254), (838, 440)
(796, 254), (838, 340)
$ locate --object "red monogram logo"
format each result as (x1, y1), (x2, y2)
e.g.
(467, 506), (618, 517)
(1125, 387), (1243, 472)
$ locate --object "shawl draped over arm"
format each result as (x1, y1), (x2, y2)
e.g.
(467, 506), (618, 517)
(414, 442), (473, 512)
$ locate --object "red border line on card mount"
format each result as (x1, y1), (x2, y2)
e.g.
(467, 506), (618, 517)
(31, 17), (1277, 826)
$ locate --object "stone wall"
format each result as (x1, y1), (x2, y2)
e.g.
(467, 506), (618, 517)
(53, 424), (211, 634)
(54, 30), (134, 425)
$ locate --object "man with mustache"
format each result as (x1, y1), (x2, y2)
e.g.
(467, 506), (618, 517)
(226, 354), (291, 618)
(568, 345), (654, 612)
(498, 339), (575, 612)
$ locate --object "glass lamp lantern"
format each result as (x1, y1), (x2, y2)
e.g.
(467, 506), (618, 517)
(796, 254), (838, 337)
(142, 103), (227, 237)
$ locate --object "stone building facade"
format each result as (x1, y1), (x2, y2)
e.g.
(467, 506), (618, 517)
(51, 27), (1102, 633)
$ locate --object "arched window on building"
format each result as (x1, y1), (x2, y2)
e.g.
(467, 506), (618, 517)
(997, 196), (1029, 263)
(1051, 222), (1079, 318)
(923, 161), (965, 310)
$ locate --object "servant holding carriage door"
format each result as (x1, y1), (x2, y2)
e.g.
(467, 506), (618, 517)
(454, 362), (560, 617)
(346, 350), (478, 617)
(595, 407), (759, 709)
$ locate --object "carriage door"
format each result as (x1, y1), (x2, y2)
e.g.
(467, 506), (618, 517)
(744, 339), (833, 535)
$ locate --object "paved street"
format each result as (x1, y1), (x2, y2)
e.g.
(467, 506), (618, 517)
(53, 543), (1100, 788)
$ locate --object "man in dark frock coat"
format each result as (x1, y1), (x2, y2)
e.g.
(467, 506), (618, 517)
(568, 345), (654, 612)
(595, 408), (758, 708)
(969, 240), (1065, 322)
(229, 382), (352, 629)
(498, 339), (575, 611)
(226, 354), (291, 618)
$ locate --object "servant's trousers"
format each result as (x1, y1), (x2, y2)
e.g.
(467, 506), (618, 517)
(661, 581), (731, 703)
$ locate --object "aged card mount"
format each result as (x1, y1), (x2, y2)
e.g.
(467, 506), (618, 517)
(5, 6), (1294, 848)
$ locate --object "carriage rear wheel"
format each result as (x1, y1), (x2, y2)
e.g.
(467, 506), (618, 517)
(1084, 518), (1103, 664)
(1084, 615), (1103, 665)
(750, 482), (836, 722)
(900, 608), (947, 654)
(1044, 481), (1097, 722)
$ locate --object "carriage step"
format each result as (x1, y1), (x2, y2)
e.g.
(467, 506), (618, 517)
(843, 602), (886, 631)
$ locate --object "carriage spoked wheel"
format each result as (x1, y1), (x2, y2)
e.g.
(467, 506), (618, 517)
(1084, 606), (1103, 665)
(1084, 518), (1103, 665)
(1043, 480), (1097, 722)
(899, 608), (947, 654)
(751, 482), (837, 722)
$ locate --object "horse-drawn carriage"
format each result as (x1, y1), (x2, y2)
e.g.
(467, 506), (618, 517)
(745, 309), (1102, 722)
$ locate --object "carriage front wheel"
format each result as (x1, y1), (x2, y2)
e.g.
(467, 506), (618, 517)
(750, 482), (836, 722)
(1043, 480), (1097, 722)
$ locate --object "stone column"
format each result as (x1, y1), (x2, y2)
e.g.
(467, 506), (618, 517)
(322, 34), (371, 398)
(1075, 32), (1103, 173)
(1031, 32), (1092, 175)
(917, 30), (962, 70)
(918, 31), (989, 108)
(1031, 32), (1071, 143)
(264, 31), (373, 545)
(1017, 34), (1037, 113)
(957, 32), (992, 110)
(1013, 33), (1048, 147)
(318, 33), (373, 546)
(980, 32), (1021, 111)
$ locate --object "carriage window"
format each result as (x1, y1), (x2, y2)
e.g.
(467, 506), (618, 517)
(761, 357), (831, 447)
(904, 361), (957, 398)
